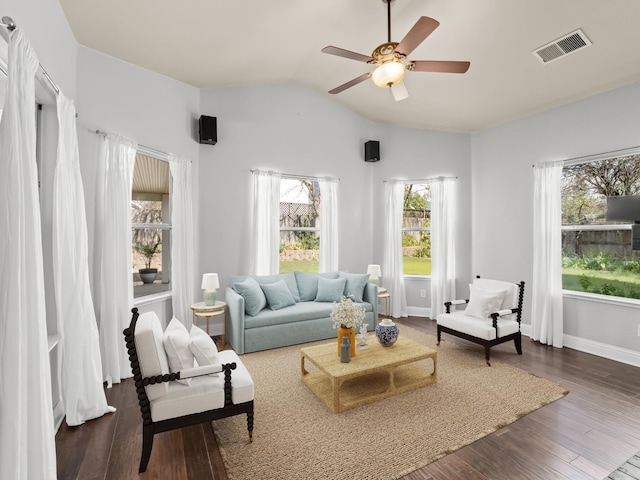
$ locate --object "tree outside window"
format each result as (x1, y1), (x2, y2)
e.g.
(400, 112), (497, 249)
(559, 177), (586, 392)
(561, 154), (640, 299)
(402, 184), (431, 275)
(279, 178), (320, 273)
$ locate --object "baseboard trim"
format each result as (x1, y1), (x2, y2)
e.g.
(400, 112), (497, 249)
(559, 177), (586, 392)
(519, 323), (640, 368)
(562, 334), (640, 368)
(407, 307), (430, 318)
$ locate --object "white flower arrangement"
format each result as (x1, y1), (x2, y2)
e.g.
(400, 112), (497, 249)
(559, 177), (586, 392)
(330, 296), (365, 330)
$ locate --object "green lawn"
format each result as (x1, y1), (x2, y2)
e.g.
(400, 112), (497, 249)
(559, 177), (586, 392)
(280, 257), (432, 275)
(280, 260), (319, 273)
(563, 267), (640, 299)
(403, 256), (432, 275)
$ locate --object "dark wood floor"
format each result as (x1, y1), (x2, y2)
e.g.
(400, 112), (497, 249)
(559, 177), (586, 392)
(56, 317), (640, 479)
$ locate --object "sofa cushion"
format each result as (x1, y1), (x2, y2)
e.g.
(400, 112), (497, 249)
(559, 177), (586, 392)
(315, 277), (347, 302)
(149, 350), (254, 422)
(295, 271), (339, 301)
(189, 324), (220, 367)
(243, 300), (374, 330)
(254, 272), (301, 302)
(339, 272), (370, 303)
(163, 318), (195, 385)
(233, 277), (267, 316)
(261, 279), (297, 310)
(464, 283), (505, 319)
(473, 278), (519, 320)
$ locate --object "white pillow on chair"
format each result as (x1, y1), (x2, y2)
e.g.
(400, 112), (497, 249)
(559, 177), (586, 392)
(163, 317), (195, 385)
(189, 324), (220, 366)
(464, 284), (505, 319)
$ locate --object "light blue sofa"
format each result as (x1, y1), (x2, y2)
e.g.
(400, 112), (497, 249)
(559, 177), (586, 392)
(225, 271), (378, 354)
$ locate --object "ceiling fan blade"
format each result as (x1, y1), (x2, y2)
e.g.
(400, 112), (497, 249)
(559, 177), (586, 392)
(328, 73), (372, 94)
(391, 81), (409, 102)
(321, 46), (373, 63)
(410, 60), (470, 74)
(394, 17), (440, 57)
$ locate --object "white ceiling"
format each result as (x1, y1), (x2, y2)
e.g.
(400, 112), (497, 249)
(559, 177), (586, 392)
(57, 0), (640, 133)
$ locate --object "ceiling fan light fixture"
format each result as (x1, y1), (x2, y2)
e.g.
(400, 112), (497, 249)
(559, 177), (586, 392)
(371, 61), (405, 88)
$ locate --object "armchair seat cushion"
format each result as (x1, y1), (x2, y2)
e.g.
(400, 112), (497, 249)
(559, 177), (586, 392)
(436, 311), (519, 341)
(150, 350), (254, 422)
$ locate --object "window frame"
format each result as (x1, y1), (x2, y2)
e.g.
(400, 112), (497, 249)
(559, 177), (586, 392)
(560, 147), (640, 301)
(401, 182), (431, 277)
(131, 152), (172, 299)
(278, 177), (321, 273)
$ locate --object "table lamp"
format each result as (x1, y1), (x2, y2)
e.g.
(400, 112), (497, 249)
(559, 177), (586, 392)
(201, 273), (220, 306)
(367, 264), (382, 285)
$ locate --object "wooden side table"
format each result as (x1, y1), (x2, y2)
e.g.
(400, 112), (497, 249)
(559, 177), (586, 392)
(191, 301), (227, 350)
(377, 287), (391, 318)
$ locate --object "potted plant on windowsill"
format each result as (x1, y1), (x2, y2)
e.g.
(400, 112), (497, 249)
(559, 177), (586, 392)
(134, 240), (161, 284)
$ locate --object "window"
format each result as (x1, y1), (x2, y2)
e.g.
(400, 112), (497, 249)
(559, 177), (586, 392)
(561, 153), (640, 299)
(402, 183), (431, 275)
(132, 153), (171, 297)
(279, 178), (320, 273)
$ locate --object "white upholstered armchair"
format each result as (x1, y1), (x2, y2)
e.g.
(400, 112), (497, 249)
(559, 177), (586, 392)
(123, 308), (255, 472)
(435, 276), (525, 366)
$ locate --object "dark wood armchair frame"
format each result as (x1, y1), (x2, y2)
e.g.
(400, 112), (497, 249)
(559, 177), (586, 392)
(124, 308), (254, 473)
(436, 279), (525, 366)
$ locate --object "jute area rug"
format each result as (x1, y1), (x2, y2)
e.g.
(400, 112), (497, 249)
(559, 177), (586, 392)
(213, 325), (569, 480)
(607, 452), (640, 479)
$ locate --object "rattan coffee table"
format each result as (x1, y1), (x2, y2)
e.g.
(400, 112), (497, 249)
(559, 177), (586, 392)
(300, 335), (437, 413)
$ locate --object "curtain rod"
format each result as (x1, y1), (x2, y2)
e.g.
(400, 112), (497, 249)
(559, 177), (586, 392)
(383, 175), (457, 184)
(532, 145), (640, 168)
(93, 129), (170, 161)
(0, 16), (60, 94)
(250, 168), (339, 182)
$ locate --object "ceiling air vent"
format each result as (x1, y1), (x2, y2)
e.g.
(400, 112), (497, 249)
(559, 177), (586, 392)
(532, 29), (592, 64)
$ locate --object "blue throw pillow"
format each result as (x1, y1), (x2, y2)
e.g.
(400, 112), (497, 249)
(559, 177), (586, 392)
(233, 277), (267, 316)
(261, 280), (296, 310)
(315, 277), (347, 303)
(339, 272), (370, 303)
(255, 272), (301, 302)
(295, 271), (339, 301)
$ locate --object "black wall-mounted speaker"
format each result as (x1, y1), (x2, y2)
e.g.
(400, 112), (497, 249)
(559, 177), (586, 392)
(364, 140), (380, 162)
(198, 115), (217, 145)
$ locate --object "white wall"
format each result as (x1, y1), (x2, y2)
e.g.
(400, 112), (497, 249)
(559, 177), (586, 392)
(371, 125), (472, 315)
(74, 46), (201, 318)
(197, 84), (472, 312)
(471, 81), (640, 359)
(197, 84), (378, 294)
(4, 0), (77, 98)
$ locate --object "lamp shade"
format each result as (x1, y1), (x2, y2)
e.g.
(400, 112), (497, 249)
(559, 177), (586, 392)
(371, 61), (405, 88)
(201, 273), (219, 290)
(367, 264), (382, 278)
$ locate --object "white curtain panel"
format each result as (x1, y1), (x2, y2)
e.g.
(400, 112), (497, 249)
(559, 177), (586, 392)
(54, 93), (115, 426)
(430, 177), (457, 319)
(250, 170), (281, 275)
(168, 154), (195, 326)
(318, 177), (338, 272)
(96, 133), (137, 386)
(532, 161), (564, 348)
(382, 181), (408, 318)
(0, 29), (56, 479)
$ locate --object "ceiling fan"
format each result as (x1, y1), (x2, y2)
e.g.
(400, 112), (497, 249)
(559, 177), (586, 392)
(321, 0), (470, 101)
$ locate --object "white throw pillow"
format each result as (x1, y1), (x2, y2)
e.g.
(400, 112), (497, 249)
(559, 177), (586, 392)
(464, 284), (505, 319)
(189, 324), (220, 367)
(163, 317), (194, 385)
